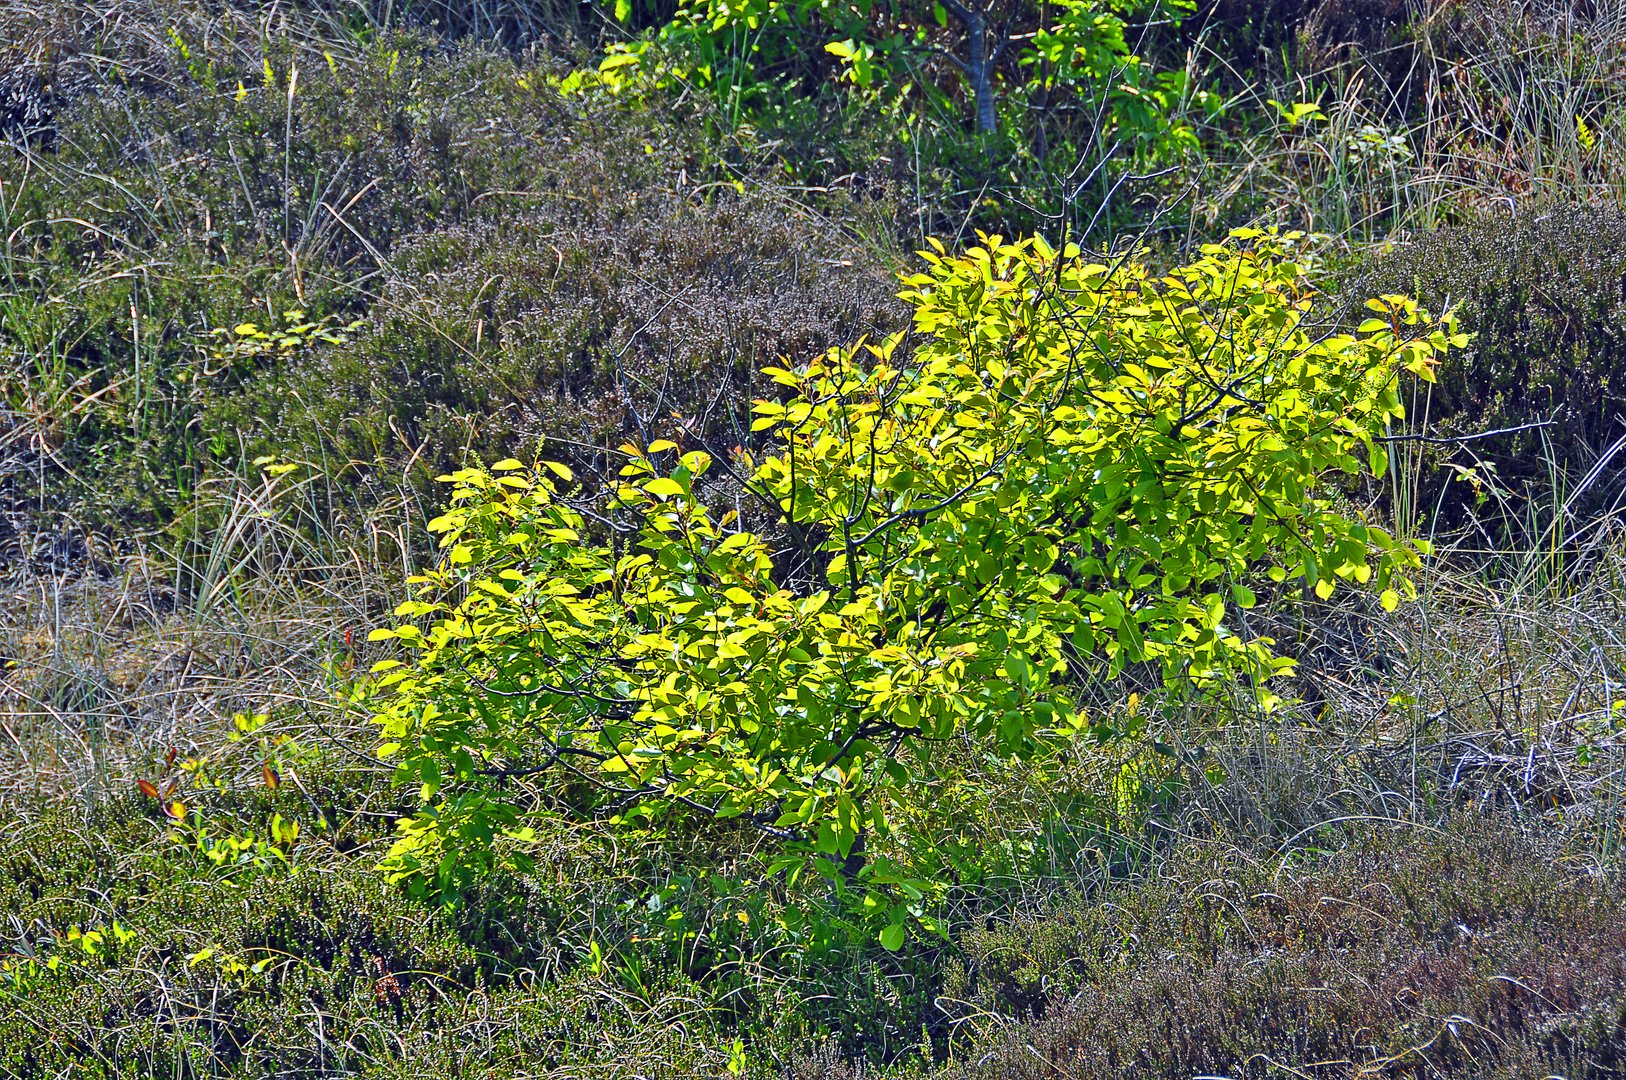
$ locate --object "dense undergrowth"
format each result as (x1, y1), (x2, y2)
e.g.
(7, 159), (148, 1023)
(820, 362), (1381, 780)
(3, 0), (1626, 1076)
(1, 4), (902, 535)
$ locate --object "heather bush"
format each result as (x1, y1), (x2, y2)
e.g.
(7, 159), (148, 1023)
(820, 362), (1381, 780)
(778, 820), (1626, 1079)
(929, 820), (1626, 1080)
(0, 10), (901, 529)
(1343, 204), (1626, 524)
(205, 190), (904, 505)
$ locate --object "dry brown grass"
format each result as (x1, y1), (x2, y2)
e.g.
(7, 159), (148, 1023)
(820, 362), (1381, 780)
(0, 467), (404, 807)
(1194, 0), (1626, 240)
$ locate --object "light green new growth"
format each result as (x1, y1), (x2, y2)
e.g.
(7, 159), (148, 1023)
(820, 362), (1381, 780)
(367, 229), (1461, 924)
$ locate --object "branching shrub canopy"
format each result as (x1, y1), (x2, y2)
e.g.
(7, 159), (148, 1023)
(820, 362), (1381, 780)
(368, 230), (1459, 913)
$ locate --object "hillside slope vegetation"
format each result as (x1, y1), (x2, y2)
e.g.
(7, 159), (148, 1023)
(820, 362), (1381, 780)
(2, 1), (1625, 1076)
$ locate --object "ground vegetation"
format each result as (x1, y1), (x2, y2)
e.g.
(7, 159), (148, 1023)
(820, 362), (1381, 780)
(3, 0), (1626, 1076)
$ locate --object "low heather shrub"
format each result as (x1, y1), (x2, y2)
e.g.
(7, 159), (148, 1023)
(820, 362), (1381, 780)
(0, 8), (902, 529)
(792, 819), (1626, 1078)
(1343, 204), (1626, 523)
(205, 191), (904, 505)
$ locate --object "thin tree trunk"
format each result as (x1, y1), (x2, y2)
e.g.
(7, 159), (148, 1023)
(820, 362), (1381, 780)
(1032, 0), (1049, 160)
(944, 0), (1000, 135)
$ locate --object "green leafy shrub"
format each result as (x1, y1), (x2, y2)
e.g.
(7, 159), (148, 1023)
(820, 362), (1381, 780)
(1344, 204), (1626, 522)
(365, 229), (1454, 925)
(580, 0), (1193, 137)
(569, 0), (1205, 238)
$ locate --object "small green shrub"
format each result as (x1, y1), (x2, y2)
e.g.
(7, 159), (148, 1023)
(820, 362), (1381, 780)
(569, 0), (1204, 238)
(365, 229), (1453, 936)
